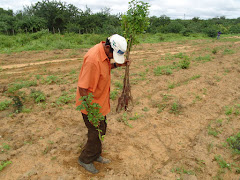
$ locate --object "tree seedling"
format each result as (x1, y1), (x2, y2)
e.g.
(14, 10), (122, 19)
(77, 93), (105, 141)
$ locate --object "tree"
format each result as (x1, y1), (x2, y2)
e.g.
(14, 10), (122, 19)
(116, 0), (150, 112)
(24, 0), (80, 33)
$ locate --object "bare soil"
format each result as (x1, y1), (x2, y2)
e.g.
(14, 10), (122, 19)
(0, 37), (240, 180)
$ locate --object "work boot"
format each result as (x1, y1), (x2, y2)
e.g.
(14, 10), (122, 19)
(95, 156), (110, 164)
(78, 158), (99, 174)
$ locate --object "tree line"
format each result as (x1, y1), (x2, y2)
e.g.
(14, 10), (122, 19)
(1, 0), (240, 37)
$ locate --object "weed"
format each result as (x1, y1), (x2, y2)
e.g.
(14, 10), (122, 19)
(208, 126), (220, 137)
(129, 113), (142, 120)
(226, 132), (240, 154)
(110, 90), (118, 100)
(154, 65), (175, 76)
(207, 142), (214, 153)
(30, 89), (46, 103)
(223, 49), (235, 55)
(225, 106), (233, 115)
(212, 48), (218, 54)
(44, 75), (60, 84)
(56, 92), (74, 105)
(142, 107), (149, 112)
(157, 104), (167, 114)
(0, 143), (10, 153)
(51, 156), (57, 160)
(170, 102), (180, 114)
(114, 81), (123, 90)
(190, 75), (201, 80)
(194, 55), (211, 62)
(121, 112), (133, 128)
(0, 100), (12, 111)
(171, 167), (195, 175)
(69, 69), (77, 75)
(35, 74), (42, 80)
(0, 161), (12, 171)
(168, 82), (176, 89)
(179, 57), (191, 69)
(43, 146), (50, 155)
(214, 155), (231, 170)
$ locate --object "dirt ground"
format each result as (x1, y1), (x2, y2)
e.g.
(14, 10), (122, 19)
(0, 37), (240, 180)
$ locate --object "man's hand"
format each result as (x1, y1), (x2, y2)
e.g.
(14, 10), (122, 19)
(118, 59), (131, 67)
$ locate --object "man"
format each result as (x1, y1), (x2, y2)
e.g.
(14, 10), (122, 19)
(217, 31), (222, 39)
(76, 34), (128, 174)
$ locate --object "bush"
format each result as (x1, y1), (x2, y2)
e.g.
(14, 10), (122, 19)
(204, 27), (218, 38)
(229, 24), (240, 34)
(162, 22), (184, 33)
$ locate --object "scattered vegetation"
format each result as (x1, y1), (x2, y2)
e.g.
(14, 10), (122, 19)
(0, 100), (12, 111)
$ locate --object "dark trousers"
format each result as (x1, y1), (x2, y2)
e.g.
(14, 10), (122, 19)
(79, 113), (107, 164)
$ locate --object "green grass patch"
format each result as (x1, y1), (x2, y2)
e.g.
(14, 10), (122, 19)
(0, 32), (107, 53)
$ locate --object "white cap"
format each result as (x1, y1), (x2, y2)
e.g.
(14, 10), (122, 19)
(108, 34), (127, 64)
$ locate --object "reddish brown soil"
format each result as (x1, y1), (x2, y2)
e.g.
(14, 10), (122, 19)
(0, 37), (240, 180)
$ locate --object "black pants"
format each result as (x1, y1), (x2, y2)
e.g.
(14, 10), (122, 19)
(79, 113), (107, 164)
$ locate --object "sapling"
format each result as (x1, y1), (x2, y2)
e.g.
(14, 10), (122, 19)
(116, 0), (150, 112)
(76, 93), (105, 141)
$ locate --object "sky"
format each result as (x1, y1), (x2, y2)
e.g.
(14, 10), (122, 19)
(1, 0), (240, 19)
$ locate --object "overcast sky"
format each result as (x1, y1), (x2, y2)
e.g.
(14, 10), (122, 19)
(1, 0), (240, 19)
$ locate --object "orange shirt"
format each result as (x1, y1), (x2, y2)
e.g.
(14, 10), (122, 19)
(76, 42), (111, 116)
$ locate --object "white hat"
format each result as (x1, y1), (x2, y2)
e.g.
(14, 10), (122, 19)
(108, 34), (127, 64)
